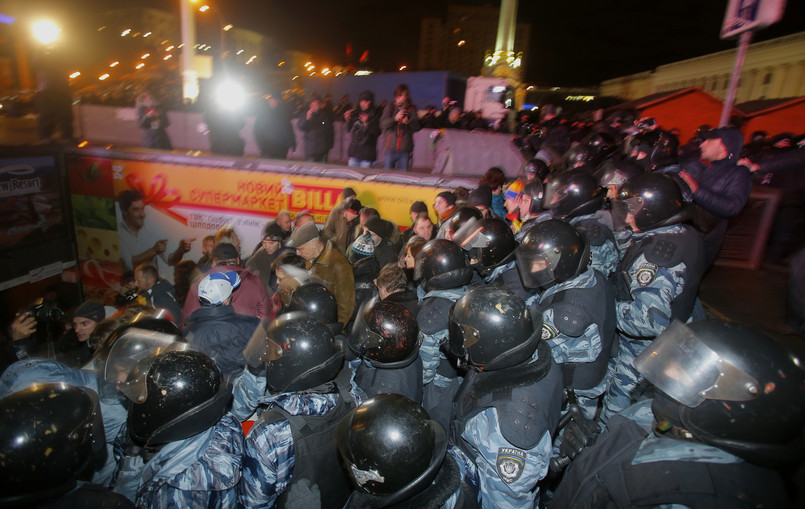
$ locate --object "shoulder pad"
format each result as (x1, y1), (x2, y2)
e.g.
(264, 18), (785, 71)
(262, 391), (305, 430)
(417, 297), (454, 335)
(575, 218), (614, 247)
(643, 229), (699, 268)
(497, 385), (552, 449)
(551, 298), (592, 338)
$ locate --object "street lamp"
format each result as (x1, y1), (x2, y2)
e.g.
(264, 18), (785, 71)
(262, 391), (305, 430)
(32, 20), (60, 45)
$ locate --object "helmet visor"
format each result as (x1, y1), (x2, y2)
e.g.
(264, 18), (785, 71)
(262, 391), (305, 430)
(452, 218), (487, 251)
(349, 297), (384, 356)
(243, 322), (284, 367)
(611, 196), (645, 232)
(635, 320), (761, 407)
(104, 328), (187, 403)
(514, 246), (561, 289)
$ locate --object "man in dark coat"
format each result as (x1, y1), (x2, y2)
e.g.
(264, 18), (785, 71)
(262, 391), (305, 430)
(253, 93), (296, 159)
(297, 97), (334, 163)
(183, 270), (261, 380)
(676, 127), (752, 267)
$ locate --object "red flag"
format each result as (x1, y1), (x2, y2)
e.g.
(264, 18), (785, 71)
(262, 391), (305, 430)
(359, 50), (369, 63)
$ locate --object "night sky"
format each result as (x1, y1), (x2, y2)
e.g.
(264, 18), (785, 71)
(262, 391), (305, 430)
(43, 0), (805, 86)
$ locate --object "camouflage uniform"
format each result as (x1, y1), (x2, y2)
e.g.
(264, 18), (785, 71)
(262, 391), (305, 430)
(601, 224), (704, 421)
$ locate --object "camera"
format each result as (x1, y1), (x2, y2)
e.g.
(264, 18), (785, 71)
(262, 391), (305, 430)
(29, 298), (64, 324)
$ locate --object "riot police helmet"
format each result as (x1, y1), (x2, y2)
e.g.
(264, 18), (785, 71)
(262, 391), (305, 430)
(244, 311), (344, 393)
(543, 169), (606, 219)
(452, 217), (517, 274)
(349, 298), (419, 368)
(514, 219), (591, 289)
(414, 239), (473, 292)
(611, 172), (689, 231)
(337, 394), (447, 504)
(0, 384), (106, 506)
(636, 320), (805, 467)
(127, 349), (232, 447)
(448, 287), (541, 371)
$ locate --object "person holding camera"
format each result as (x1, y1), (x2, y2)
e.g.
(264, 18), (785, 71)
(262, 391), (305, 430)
(345, 90), (381, 168)
(381, 83), (420, 170)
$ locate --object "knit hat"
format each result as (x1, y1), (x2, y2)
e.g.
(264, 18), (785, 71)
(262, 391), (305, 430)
(704, 127), (744, 159)
(198, 270), (242, 306)
(286, 221), (320, 248)
(504, 180), (525, 201)
(345, 198), (363, 214)
(263, 222), (285, 241)
(365, 217), (393, 239)
(348, 233), (375, 264)
(342, 187), (357, 199)
(410, 201), (428, 214)
(467, 186), (492, 208)
(212, 242), (239, 262)
(436, 191), (457, 206)
(74, 300), (106, 323)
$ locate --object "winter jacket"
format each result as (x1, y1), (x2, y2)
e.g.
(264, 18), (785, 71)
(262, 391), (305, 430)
(308, 240), (356, 329)
(183, 305), (261, 381)
(380, 101), (421, 154)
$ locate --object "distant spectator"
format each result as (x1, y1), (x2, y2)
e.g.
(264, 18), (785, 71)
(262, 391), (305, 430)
(297, 97), (334, 163)
(381, 84), (421, 170)
(136, 89), (172, 150)
(254, 91), (296, 159)
(346, 90), (381, 167)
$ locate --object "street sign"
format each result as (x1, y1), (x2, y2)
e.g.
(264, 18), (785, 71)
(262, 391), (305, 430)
(721, 0), (787, 39)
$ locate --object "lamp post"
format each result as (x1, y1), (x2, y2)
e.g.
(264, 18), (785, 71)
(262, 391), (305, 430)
(180, 0), (198, 102)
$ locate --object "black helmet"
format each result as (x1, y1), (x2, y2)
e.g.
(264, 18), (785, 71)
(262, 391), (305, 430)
(88, 314), (182, 374)
(564, 143), (598, 170)
(448, 287), (541, 371)
(349, 298), (420, 368)
(250, 311), (344, 393)
(636, 320), (805, 467)
(441, 206), (483, 238)
(521, 180), (545, 216)
(0, 384), (106, 506)
(515, 219), (591, 289)
(544, 169), (605, 219)
(127, 350), (232, 447)
(594, 159), (643, 192)
(583, 131), (618, 162)
(452, 217), (516, 274)
(284, 281), (339, 326)
(611, 172), (689, 231)
(626, 130), (679, 170)
(337, 394), (447, 504)
(414, 239), (473, 292)
(522, 158), (550, 182)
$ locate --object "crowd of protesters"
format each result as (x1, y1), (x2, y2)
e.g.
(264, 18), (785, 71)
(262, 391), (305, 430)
(3, 96), (805, 508)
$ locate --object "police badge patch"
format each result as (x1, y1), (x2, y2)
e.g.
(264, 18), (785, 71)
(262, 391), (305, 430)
(635, 262), (658, 286)
(496, 447), (527, 484)
(541, 323), (558, 340)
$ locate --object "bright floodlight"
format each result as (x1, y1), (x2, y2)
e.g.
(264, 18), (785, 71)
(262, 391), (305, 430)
(215, 81), (246, 110)
(32, 20), (60, 44)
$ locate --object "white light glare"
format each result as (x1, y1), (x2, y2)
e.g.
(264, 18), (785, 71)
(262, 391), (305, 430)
(215, 81), (246, 110)
(33, 20), (61, 44)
